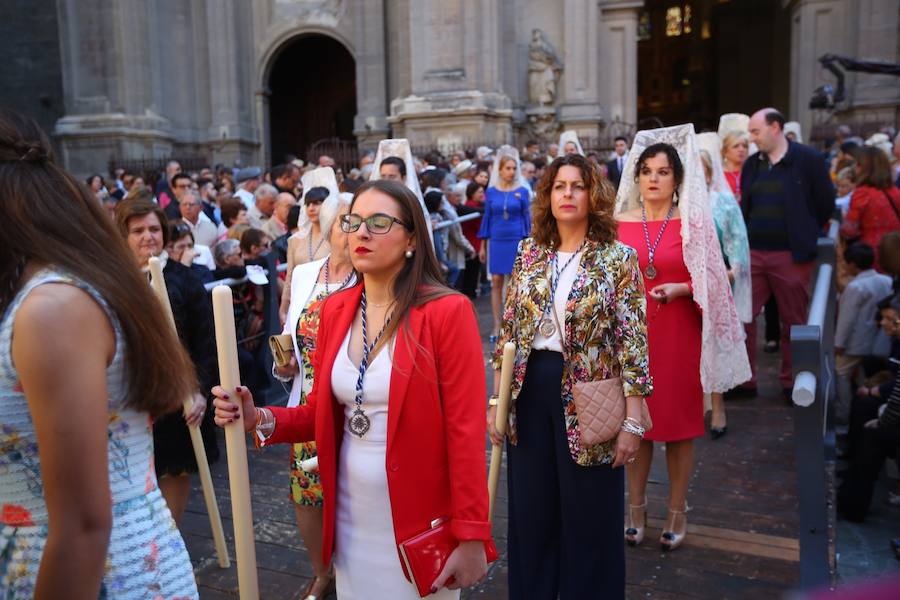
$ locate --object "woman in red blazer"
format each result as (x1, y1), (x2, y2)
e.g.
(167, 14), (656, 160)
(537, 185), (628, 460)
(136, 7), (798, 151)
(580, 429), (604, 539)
(214, 179), (492, 599)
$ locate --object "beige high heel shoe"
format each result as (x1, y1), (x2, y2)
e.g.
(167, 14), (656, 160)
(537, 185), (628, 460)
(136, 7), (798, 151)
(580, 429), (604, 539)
(624, 502), (647, 546)
(660, 504), (691, 551)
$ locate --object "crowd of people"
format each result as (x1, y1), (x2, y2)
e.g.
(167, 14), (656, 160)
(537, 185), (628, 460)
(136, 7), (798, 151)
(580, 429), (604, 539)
(3, 100), (900, 599)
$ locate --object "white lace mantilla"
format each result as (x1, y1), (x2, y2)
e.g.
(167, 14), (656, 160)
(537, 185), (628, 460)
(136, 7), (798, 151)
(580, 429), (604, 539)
(298, 166), (341, 235)
(369, 138), (432, 237)
(615, 123), (752, 393)
(697, 132), (753, 324)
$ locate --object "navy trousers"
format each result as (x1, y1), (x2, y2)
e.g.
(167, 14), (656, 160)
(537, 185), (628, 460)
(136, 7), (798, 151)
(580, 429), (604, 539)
(507, 350), (625, 600)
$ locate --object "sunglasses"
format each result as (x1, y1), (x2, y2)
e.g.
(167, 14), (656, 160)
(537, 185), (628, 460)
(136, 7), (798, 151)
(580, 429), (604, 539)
(340, 213), (410, 235)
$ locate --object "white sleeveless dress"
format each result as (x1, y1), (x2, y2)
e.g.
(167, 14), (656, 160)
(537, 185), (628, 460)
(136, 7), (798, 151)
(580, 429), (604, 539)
(0, 269), (198, 598)
(330, 329), (458, 600)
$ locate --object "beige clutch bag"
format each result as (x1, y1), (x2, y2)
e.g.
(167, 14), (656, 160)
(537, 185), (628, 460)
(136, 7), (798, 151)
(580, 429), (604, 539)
(268, 334), (294, 369)
(572, 378), (652, 446)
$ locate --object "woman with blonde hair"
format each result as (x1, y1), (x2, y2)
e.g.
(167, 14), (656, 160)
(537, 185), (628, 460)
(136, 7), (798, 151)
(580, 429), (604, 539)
(477, 145), (531, 340)
(720, 130), (750, 199)
(276, 190), (355, 600)
(697, 133), (752, 439)
(489, 153), (651, 598)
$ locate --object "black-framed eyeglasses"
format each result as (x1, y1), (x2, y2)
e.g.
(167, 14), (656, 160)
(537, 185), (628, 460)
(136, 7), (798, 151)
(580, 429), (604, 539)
(340, 213), (410, 235)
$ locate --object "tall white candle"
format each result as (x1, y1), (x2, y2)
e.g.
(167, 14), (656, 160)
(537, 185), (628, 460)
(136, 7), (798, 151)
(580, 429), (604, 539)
(212, 285), (260, 599)
(147, 257), (230, 568)
(488, 342), (515, 520)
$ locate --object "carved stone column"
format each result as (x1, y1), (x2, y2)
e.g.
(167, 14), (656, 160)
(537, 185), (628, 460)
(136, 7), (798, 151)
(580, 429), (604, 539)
(202, 0), (258, 165)
(353, 0), (390, 151)
(597, 0), (643, 130)
(786, 0), (852, 142)
(833, 0), (899, 132)
(558, 0), (602, 138)
(389, 0), (513, 149)
(53, 0), (174, 174)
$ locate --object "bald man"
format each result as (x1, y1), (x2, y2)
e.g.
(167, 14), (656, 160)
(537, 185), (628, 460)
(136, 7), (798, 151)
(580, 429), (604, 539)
(740, 108), (835, 397)
(262, 192), (298, 240)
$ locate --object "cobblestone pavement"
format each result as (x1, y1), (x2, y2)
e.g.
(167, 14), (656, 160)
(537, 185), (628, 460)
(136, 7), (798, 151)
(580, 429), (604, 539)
(185, 296), (806, 599)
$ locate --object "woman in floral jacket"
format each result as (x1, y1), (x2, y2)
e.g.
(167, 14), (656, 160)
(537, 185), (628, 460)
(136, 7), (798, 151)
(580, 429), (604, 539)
(487, 154), (652, 600)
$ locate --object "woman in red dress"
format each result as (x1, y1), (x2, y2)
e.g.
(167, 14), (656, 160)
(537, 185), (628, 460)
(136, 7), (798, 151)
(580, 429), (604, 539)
(616, 125), (750, 551)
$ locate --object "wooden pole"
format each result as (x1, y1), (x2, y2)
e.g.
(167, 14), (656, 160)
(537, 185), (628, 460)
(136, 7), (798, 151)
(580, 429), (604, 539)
(211, 285), (260, 599)
(488, 342), (515, 520)
(147, 257), (230, 568)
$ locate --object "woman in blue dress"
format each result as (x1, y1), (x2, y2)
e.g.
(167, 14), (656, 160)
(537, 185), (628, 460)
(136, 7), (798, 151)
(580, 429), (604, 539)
(478, 145), (532, 339)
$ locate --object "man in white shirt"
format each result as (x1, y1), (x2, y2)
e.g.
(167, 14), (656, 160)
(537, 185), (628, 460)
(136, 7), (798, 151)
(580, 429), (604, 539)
(234, 167), (262, 210)
(178, 190), (219, 248)
(248, 183), (278, 229)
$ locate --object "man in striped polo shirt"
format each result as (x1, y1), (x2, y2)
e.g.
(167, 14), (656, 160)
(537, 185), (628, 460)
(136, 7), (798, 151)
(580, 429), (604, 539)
(741, 108), (835, 398)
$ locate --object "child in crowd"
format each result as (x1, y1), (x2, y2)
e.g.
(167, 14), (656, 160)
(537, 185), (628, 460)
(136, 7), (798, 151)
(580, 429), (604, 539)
(424, 190), (455, 284)
(835, 243), (893, 423)
(835, 166), (856, 217)
(838, 294), (900, 522)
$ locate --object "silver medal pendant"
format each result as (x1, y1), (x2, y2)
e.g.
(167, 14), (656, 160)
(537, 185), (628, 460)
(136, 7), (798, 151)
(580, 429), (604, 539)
(539, 316), (556, 337)
(503, 210), (509, 220)
(645, 264), (657, 280)
(349, 406), (371, 437)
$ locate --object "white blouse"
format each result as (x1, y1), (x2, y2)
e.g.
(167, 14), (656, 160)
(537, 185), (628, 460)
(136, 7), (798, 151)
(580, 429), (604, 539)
(531, 250), (581, 353)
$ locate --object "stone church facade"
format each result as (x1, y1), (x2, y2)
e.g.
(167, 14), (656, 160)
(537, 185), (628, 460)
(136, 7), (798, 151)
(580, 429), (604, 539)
(1, 0), (897, 175)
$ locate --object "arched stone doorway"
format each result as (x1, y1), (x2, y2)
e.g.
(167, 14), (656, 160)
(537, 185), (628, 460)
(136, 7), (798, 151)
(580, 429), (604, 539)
(267, 34), (357, 166)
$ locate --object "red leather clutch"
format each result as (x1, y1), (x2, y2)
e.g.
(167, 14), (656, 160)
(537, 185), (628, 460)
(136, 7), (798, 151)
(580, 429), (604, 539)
(398, 518), (498, 598)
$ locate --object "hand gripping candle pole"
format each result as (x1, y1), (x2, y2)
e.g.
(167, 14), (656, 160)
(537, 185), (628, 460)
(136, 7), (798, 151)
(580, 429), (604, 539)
(211, 285), (260, 600)
(488, 342), (516, 519)
(147, 257), (229, 568)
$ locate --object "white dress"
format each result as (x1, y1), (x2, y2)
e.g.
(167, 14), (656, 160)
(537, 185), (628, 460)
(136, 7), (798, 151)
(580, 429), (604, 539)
(331, 329), (459, 600)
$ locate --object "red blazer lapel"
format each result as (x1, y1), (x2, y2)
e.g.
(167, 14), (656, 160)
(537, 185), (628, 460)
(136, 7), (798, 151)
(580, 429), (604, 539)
(387, 306), (423, 447)
(315, 285), (362, 479)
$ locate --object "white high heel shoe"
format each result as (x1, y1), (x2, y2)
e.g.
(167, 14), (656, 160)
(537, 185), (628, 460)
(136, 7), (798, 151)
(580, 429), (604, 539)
(624, 502), (647, 546)
(660, 504), (691, 551)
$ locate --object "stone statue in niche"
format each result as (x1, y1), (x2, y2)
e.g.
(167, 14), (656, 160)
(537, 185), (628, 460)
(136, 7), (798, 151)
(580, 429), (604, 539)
(528, 29), (563, 106)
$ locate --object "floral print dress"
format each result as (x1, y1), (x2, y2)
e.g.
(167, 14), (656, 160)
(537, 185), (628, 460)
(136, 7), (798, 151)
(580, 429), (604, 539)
(289, 283), (339, 507)
(0, 269), (197, 598)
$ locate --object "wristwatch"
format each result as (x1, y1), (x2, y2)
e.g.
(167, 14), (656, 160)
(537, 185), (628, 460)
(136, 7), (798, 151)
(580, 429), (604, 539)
(488, 395), (500, 407)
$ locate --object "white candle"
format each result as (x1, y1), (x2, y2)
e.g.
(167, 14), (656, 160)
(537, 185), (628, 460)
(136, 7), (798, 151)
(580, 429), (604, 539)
(488, 342), (515, 520)
(147, 257), (230, 568)
(212, 285), (260, 599)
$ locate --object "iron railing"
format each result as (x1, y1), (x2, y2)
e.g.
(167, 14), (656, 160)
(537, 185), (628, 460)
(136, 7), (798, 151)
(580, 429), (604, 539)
(790, 219), (840, 590)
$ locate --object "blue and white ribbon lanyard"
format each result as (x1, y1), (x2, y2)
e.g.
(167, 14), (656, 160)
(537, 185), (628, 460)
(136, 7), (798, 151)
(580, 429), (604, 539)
(348, 291), (393, 437)
(538, 240), (586, 338)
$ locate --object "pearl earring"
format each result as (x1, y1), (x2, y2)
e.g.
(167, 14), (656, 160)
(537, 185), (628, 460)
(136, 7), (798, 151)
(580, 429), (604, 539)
(405, 250), (414, 258)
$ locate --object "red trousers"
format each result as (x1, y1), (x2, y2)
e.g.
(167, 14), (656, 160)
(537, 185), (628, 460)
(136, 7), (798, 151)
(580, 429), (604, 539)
(744, 250), (815, 389)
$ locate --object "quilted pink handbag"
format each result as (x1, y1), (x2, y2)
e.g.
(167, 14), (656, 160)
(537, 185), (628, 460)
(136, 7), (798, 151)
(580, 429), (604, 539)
(572, 378), (652, 446)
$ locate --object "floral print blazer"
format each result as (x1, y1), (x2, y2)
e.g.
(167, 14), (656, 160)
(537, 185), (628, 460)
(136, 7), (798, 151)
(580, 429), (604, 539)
(491, 237), (653, 466)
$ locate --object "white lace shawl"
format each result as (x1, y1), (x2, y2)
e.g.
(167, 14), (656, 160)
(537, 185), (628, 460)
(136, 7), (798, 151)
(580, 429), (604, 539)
(556, 130), (585, 158)
(369, 138), (432, 237)
(488, 145), (531, 191)
(297, 167), (341, 236)
(696, 132), (752, 323)
(615, 124), (751, 393)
